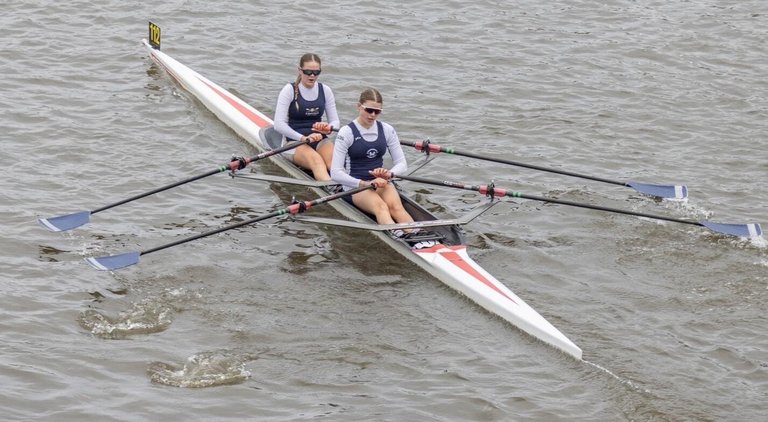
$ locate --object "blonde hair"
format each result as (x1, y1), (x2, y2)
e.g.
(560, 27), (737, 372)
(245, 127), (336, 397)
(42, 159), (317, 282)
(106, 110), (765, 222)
(358, 87), (383, 105)
(294, 53), (322, 111)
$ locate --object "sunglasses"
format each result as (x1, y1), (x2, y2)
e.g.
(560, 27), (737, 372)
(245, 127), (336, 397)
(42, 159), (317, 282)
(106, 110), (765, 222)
(361, 106), (382, 115)
(300, 68), (321, 76)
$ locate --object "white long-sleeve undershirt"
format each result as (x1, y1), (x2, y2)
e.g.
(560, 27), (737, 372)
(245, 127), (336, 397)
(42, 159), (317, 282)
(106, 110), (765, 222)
(273, 82), (340, 141)
(330, 119), (408, 189)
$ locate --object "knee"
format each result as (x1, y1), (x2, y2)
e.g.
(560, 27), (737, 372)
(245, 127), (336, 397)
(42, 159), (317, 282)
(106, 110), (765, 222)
(372, 200), (390, 216)
(388, 202), (406, 215)
(308, 153), (326, 169)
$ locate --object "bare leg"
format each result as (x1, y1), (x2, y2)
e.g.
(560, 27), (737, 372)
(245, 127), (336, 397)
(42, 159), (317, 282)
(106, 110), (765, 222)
(352, 190), (396, 225)
(293, 144), (331, 181)
(378, 184), (414, 224)
(316, 141), (334, 170)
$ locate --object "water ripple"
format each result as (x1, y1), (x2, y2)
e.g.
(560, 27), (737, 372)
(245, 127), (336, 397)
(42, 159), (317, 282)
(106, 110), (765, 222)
(147, 350), (255, 388)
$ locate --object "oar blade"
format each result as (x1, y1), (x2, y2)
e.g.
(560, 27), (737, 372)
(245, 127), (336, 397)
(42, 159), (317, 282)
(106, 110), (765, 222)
(85, 251), (141, 271)
(38, 211), (92, 232)
(627, 181), (688, 199)
(699, 221), (762, 238)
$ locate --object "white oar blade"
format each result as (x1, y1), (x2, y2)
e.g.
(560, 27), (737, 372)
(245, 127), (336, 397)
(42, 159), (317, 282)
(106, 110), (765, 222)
(38, 211), (91, 232)
(627, 181), (688, 199)
(700, 221), (762, 238)
(85, 251), (141, 271)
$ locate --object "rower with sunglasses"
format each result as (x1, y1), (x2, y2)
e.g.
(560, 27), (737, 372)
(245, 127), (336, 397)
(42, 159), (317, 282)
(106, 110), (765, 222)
(331, 88), (436, 247)
(273, 53), (339, 181)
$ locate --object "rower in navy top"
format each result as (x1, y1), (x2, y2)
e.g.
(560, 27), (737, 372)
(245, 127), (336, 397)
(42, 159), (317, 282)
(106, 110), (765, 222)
(346, 121), (387, 182)
(287, 80), (326, 138)
(331, 88), (416, 229)
(274, 53), (339, 181)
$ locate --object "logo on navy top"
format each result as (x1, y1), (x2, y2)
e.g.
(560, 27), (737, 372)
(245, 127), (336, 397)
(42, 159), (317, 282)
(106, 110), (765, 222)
(366, 148), (379, 159)
(305, 107), (321, 117)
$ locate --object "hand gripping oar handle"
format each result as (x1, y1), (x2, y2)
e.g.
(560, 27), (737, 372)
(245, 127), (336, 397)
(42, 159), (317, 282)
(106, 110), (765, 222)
(400, 140), (688, 199)
(84, 185), (373, 271)
(394, 174), (761, 238)
(38, 139), (311, 232)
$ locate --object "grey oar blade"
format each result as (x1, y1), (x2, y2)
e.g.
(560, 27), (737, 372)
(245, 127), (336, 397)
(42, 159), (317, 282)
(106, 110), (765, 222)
(700, 221), (762, 238)
(85, 251), (141, 271)
(627, 181), (688, 199)
(38, 211), (91, 232)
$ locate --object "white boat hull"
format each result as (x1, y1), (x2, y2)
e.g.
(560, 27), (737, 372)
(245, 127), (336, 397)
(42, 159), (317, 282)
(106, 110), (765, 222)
(142, 39), (582, 360)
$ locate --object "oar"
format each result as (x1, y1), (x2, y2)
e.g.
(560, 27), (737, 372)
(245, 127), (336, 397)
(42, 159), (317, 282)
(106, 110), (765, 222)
(401, 140), (688, 199)
(85, 185), (372, 271)
(394, 174), (762, 238)
(38, 139), (310, 232)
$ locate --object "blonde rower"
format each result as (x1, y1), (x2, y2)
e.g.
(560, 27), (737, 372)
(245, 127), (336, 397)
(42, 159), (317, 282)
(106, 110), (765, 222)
(330, 88), (415, 228)
(273, 53), (339, 181)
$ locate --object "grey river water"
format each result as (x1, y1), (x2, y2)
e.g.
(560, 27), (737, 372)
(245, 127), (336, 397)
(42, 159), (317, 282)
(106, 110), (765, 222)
(1, 1), (766, 420)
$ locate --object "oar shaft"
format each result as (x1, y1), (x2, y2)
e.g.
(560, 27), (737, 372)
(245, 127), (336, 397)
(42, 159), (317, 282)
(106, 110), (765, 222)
(139, 185), (371, 257)
(396, 174), (701, 228)
(401, 140), (626, 187)
(140, 208), (283, 256)
(91, 140), (310, 215)
(91, 168), (221, 214)
(251, 139), (309, 160)
(514, 192), (700, 227)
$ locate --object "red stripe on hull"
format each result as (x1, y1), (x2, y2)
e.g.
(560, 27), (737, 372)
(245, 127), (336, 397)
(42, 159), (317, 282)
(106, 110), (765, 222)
(417, 245), (517, 304)
(198, 78), (272, 129)
(149, 49), (271, 130)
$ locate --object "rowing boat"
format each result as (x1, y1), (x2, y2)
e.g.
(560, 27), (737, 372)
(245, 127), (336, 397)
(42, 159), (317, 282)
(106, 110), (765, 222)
(141, 30), (582, 360)
(141, 29), (582, 360)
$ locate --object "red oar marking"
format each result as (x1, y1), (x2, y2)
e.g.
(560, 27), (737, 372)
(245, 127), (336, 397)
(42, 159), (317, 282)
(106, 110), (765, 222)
(419, 245), (517, 304)
(198, 78), (272, 129)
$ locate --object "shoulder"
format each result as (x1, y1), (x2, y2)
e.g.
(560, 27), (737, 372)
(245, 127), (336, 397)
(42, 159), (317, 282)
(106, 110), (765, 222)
(278, 83), (294, 97)
(378, 121), (397, 135)
(333, 125), (355, 151)
(336, 124), (354, 143)
(320, 84), (336, 104)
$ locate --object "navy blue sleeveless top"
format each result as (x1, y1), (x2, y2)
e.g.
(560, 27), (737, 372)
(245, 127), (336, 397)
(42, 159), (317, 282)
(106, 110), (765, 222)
(288, 82), (326, 149)
(347, 121), (387, 181)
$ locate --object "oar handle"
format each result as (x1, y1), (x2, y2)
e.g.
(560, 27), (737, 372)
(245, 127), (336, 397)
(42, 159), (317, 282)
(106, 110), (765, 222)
(239, 125), (342, 166)
(232, 125), (338, 169)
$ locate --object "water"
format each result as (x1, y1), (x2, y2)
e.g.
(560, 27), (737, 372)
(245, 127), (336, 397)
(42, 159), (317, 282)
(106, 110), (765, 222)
(2, 0), (766, 420)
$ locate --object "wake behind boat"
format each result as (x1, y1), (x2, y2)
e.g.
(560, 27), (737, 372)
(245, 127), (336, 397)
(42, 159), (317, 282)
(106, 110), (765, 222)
(141, 23), (582, 360)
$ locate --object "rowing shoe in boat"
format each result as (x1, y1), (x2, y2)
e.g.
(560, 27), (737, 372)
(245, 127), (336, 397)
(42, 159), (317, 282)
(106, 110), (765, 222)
(141, 23), (582, 360)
